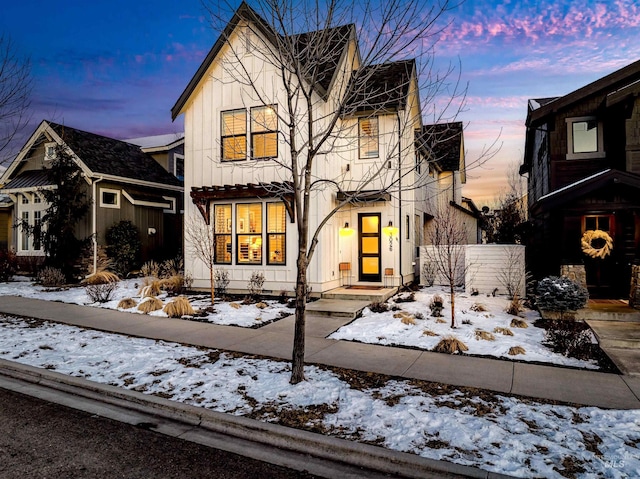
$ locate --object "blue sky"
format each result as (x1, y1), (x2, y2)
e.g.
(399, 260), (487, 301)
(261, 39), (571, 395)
(1, 0), (639, 205)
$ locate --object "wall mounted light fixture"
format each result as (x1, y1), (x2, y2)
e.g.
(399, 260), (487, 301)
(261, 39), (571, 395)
(382, 221), (398, 251)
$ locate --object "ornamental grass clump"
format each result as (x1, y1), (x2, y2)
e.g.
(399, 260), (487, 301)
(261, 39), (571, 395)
(510, 318), (528, 329)
(508, 346), (526, 356)
(164, 296), (195, 318)
(429, 295), (444, 317)
(536, 276), (588, 317)
(83, 271), (120, 285)
(433, 337), (468, 354)
(494, 327), (514, 336)
(117, 298), (137, 309)
(139, 278), (162, 298)
(138, 297), (163, 313)
(475, 330), (495, 341)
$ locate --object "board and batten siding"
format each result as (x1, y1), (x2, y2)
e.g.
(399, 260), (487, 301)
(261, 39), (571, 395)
(420, 244), (526, 296)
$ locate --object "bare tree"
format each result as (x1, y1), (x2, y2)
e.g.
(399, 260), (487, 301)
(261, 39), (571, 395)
(483, 162), (527, 244)
(202, 0), (484, 383)
(423, 204), (468, 328)
(184, 217), (216, 304)
(0, 35), (31, 165)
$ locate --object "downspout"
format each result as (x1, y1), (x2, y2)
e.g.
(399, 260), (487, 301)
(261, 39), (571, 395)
(397, 112), (403, 287)
(92, 177), (104, 275)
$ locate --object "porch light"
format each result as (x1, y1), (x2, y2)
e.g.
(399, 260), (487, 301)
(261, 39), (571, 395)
(383, 221), (398, 251)
(339, 222), (354, 237)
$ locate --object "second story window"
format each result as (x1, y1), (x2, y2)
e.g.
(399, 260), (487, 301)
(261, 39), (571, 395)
(251, 105), (278, 159)
(221, 109), (247, 161)
(359, 117), (379, 159)
(566, 116), (604, 160)
(174, 153), (184, 181)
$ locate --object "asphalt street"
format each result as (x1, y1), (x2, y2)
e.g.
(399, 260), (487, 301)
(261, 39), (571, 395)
(0, 387), (319, 479)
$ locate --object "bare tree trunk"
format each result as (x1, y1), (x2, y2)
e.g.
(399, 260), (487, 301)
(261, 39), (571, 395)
(449, 282), (455, 328)
(291, 252), (308, 384)
(209, 265), (215, 305)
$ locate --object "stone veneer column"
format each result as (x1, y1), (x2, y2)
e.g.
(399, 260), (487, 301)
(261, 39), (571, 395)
(560, 264), (587, 289)
(629, 265), (640, 309)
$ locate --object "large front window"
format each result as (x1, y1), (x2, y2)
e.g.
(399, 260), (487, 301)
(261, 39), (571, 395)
(214, 204), (231, 264)
(237, 203), (262, 264)
(359, 117), (379, 159)
(267, 202), (286, 265)
(251, 105), (278, 159)
(221, 109), (247, 161)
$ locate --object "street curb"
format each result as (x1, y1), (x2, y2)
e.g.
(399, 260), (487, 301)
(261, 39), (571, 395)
(0, 358), (513, 479)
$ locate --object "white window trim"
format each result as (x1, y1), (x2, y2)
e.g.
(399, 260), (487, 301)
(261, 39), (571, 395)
(173, 153), (184, 179)
(566, 116), (605, 160)
(44, 141), (57, 161)
(16, 199), (46, 256)
(99, 188), (121, 209)
(163, 196), (177, 214)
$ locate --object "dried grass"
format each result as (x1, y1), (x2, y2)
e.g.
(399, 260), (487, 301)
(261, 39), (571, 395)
(510, 318), (529, 329)
(433, 337), (469, 354)
(137, 297), (163, 313)
(117, 298), (137, 309)
(475, 330), (496, 341)
(139, 278), (162, 298)
(140, 260), (160, 278)
(230, 302), (241, 309)
(401, 315), (416, 325)
(164, 296), (195, 318)
(255, 302), (268, 309)
(83, 271), (120, 285)
(493, 327), (514, 336)
(470, 303), (487, 312)
(506, 294), (524, 315)
(435, 318), (447, 324)
(160, 275), (184, 294)
(508, 346), (526, 356)
(422, 329), (438, 337)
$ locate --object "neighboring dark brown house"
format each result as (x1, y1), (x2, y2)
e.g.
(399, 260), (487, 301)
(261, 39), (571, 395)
(0, 120), (184, 272)
(520, 59), (640, 297)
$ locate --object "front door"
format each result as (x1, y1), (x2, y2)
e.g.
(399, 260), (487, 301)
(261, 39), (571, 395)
(358, 213), (381, 282)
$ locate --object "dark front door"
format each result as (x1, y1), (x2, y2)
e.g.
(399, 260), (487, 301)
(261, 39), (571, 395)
(358, 213), (381, 282)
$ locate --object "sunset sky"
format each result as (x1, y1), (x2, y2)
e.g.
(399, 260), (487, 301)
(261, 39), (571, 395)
(1, 0), (639, 205)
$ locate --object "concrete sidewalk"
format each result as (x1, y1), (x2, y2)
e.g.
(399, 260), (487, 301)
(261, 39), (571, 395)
(1, 295), (639, 409)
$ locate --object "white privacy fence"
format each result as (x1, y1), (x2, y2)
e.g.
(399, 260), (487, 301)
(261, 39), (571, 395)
(420, 244), (526, 297)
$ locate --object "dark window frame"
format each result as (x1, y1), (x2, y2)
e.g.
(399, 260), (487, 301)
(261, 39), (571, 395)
(221, 109), (247, 161)
(250, 105), (278, 160)
(266, 201), (286, 265)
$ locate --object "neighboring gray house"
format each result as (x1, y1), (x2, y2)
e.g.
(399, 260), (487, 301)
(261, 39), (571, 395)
(0, 120), (184, 271)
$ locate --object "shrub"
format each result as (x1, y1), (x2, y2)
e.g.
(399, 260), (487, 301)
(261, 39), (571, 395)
(37, 266), (66, 287)
(117, 298), (137, 309)
(164, 296), (195, 318)
(0, 249), (17, 282)
(461, 319), (473, 325)
(138, 297), (163, 313)
(421, 262), (436, 286)
(543, 320), (594, 360)
(508, 346), (526, 356)
(536, 276), (588, 314)
(510, 318), (528, 329)
(369, 301), (389, 313)
(414, 312), (424, 320)
(395, 292), (415, 303)
(433, 337), (468, 354)
(247, 271), (265, 301)
(86, 282), (118, 303)
(105, 220), (142, 277)
(160, 275), (185, 295)
(429, 295), (444, 317)
(214, 269), (230, 297)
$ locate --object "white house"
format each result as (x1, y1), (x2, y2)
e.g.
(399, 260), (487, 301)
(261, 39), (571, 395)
(172, 2), (477, 295)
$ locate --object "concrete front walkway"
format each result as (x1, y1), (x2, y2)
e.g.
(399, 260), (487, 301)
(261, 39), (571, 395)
(1, 295), (640, 409)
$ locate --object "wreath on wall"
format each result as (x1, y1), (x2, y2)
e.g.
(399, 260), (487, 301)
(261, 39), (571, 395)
(581, 229), (613, 259)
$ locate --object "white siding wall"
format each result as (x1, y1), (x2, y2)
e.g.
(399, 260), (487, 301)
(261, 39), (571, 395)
(420, 244), (526, 296)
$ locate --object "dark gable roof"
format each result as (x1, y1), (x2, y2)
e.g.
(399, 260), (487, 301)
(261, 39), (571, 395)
(171, 1), (354, 119)
(527, 58), (640, 127)
(343, 60), (415, 114)
(416, 122), (463, 172)
(49, 122), (182, 187)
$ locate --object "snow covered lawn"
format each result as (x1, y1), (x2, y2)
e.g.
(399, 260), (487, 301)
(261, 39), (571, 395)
(0, 277), (292, 327)
(330, 288), (602, 370)
(0, 314), (638, 479)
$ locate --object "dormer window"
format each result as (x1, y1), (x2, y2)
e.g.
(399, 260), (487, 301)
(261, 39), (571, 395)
(566, 117), (604, 160)
(44, 142), (57, 161)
